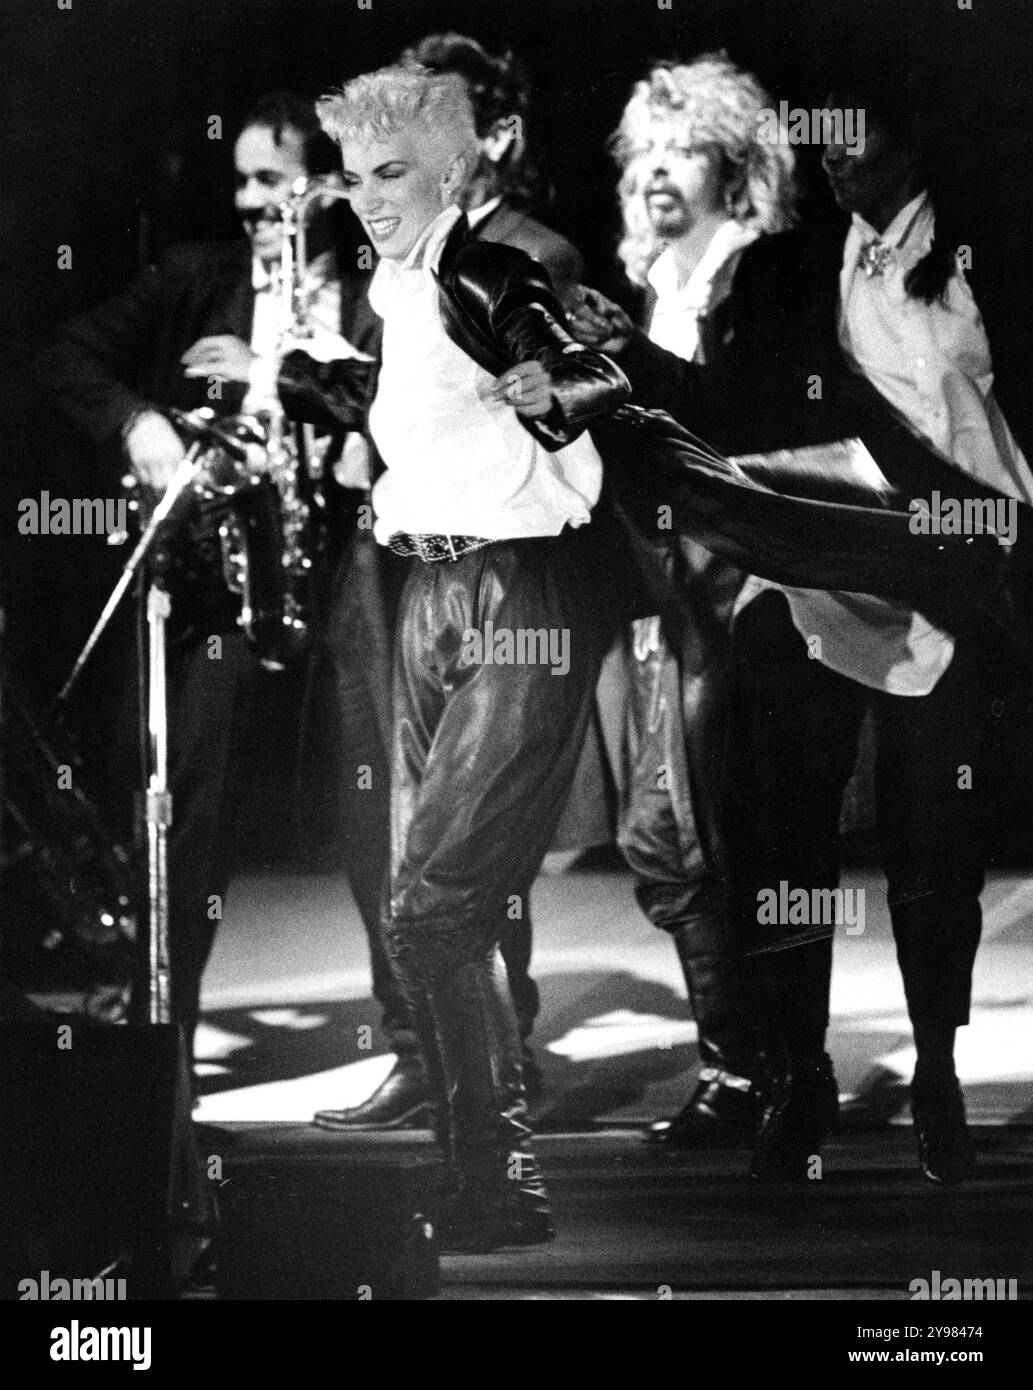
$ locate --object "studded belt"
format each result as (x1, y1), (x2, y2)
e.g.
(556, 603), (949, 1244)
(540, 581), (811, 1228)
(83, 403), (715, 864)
(388, 532), (493, 563)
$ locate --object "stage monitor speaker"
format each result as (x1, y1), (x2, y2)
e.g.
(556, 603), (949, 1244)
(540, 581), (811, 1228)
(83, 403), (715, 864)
(216, 1150), (442, 1300)
(0, 1022), (212, 1300)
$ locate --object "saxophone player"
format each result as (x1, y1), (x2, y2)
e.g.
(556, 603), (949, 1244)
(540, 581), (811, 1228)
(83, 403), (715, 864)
(34, 91), (382, 1072)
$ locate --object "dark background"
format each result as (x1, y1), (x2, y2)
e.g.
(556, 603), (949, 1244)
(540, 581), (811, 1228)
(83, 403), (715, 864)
(6, 0), (1033, 677)
(3, 0), (1033, 858)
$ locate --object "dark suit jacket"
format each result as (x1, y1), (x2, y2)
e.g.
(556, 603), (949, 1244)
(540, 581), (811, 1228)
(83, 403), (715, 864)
(617, 221), (1033, 669)
(619, 222), (1033, 499)
(34, 238), (380, 471)
(471, 199), (584, 309)
(33, 238), (384, 636)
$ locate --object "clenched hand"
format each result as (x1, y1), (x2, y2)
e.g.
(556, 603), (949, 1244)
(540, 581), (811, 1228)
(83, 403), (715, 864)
(567, 286), (634, 355)
(487, 360), (555, 418)
(123, 410), (186, 492)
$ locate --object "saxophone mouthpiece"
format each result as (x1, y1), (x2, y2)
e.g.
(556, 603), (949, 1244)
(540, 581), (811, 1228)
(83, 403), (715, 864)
(286, 175), (350, 212)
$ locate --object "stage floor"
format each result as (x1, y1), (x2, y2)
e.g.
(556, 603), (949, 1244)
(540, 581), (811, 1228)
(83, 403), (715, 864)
(200, 1123), (1033, 1300)
(184, 856), (1033, 1299)
(195, 858), (1033, 1132)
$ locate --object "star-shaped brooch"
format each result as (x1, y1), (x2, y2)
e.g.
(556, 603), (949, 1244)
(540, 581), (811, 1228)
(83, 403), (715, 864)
(857, 239), (894, 279)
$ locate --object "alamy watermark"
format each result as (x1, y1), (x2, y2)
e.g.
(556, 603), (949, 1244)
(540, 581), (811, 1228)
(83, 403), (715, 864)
(19, 1269), (126, 1300)
(909, 1269), (1017, 1300)
(460, 621), (570, 676)
(756, 103), (865, 155)
(50, 1322), (151, 1371)
(909, 492), (1017, 547)
(18, 492), (128, 539)
(756, 881), (865, 935)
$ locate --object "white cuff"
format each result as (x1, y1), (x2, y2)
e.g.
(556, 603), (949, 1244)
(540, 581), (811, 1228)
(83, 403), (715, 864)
(244, 354), (280, 410)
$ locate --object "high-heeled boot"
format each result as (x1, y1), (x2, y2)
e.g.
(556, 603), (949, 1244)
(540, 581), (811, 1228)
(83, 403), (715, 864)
(746, 937), (840, 1180)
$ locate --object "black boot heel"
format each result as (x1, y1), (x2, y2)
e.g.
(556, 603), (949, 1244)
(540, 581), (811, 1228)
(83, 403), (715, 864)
(749, 1052), (839, 1181)
(910, 1072), (975, 1185)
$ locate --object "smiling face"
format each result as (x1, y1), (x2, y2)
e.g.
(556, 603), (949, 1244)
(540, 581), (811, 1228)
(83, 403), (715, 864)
(233, 123), (309, 264)
(628, 125), (728, 238)
(339, 126), (461, 261)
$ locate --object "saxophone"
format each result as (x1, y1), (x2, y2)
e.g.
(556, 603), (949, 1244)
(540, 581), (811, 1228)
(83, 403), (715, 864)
(154, 177), (353, 672)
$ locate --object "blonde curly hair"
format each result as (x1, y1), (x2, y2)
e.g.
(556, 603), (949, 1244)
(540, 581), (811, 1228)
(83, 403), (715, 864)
(612, 55), (797, 286)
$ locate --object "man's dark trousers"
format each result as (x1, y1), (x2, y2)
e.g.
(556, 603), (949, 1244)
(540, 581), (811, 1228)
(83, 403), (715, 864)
(723, 590), (991, 1062)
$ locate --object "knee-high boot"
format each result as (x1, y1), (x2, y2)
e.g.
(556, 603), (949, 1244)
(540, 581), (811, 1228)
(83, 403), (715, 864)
(388, 923), (554, 1252)
(674, 922), (762, 1078)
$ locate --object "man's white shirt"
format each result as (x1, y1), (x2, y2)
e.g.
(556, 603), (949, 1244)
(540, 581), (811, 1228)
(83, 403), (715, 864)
(737, 194), (1031, 694)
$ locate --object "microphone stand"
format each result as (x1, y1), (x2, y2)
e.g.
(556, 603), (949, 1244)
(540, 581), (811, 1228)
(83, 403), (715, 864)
(54, 408), (256, 1007)
(144, 581), (172, 1024)
(54, 446), (206, 1022)
(53, 440), (219, 1291)
(55, 445), (204, 711)
(138, 560), (216, 1295)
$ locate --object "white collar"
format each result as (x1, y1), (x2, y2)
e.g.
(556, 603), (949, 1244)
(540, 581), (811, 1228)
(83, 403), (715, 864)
(252, 255), (275, 291)
(402, 204), (463, 273)
(850, 190), (930, 249)
(369, 204), (463, 314)
(467, 195), (504, 230)
(647, 220), (758, 306)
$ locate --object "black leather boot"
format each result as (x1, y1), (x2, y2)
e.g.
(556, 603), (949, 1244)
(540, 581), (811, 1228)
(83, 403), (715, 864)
(647, 927), (764, 1147)
(910, 1069), (975, 1184)
(648, 1065), (762, 1146)
(431, 956), (555, 1253)
(312, 1055), (434, 1131)
(750, 1048), (839, 1180)
(746, 937), (839, 1180)
(387, 922), (554, 1254)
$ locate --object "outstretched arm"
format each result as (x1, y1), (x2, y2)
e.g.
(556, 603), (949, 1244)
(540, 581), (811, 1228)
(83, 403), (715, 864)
(568, 281), (849, 453)
(567, 285), (708, 424)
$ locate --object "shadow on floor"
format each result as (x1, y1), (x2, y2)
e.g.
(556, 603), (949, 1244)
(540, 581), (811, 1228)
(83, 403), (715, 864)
(198, 968), (693, 1117)
(198, 970), (1033, 1130)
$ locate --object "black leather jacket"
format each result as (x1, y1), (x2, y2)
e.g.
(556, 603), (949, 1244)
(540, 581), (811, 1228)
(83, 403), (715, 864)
(277, 213), (630, 448)
(433, 217), (631, 448)
(278, 216), (1007, 630)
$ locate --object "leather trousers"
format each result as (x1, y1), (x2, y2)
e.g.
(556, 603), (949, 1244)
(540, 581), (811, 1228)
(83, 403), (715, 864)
(617, 544), (760, 1080)
(323, 530), (541, 1061)
(383, 531), (608, 1188)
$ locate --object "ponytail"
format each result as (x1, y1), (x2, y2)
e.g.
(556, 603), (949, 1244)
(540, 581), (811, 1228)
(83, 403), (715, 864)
(904, 229), (955, 305)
